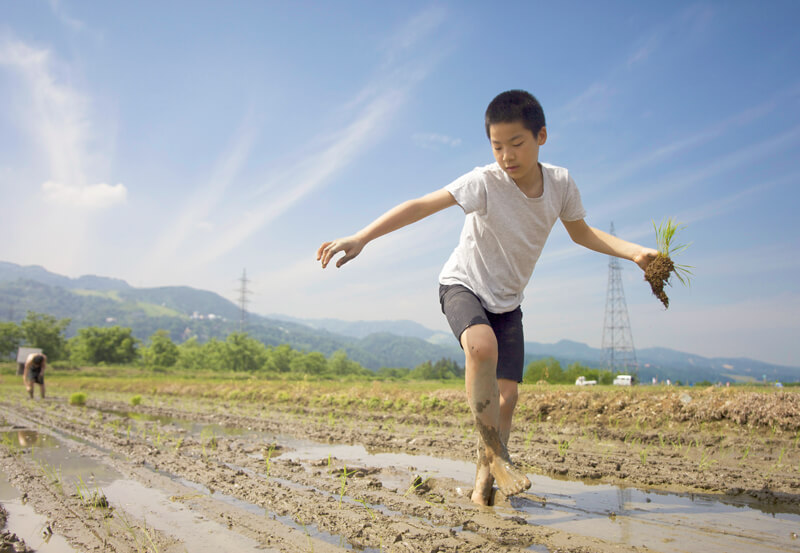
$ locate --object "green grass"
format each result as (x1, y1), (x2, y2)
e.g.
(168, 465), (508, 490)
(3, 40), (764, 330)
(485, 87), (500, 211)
(134, 302), (185, 318)
(653, 217), (694, 286)
(72, 289), (123, 301)
(69, 392), (87, 406)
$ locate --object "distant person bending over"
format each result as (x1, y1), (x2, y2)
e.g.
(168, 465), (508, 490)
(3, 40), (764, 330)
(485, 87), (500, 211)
(317, 90), (657, 505)
(24, 353), (46, 399)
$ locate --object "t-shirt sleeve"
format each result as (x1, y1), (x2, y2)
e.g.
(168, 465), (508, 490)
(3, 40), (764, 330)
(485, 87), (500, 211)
(559, 173), (586, 221)
(445, 168), (487, 215)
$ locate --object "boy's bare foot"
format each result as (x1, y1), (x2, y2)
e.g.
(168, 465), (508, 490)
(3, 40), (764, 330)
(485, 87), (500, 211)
(489, 456), (531, 498)
(473, 419), (531, 498)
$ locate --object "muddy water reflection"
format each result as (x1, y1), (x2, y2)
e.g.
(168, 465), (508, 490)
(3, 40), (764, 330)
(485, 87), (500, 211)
(283, 442), (800, 553)
(0, 474), (76, 553)
(1, 430), (270, 553)
(97, 412), (800, 553)
(102, 479), (271, 553)
(168, 473), (382, 553)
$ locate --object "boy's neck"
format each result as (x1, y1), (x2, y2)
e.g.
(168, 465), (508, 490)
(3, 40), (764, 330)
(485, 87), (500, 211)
(513, 162), (544, 199)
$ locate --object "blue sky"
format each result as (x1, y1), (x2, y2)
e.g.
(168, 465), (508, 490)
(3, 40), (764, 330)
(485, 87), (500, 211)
(1, 1), (799, 367)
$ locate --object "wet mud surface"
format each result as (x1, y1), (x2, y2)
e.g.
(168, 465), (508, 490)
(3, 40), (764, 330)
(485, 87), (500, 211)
(1, 386), (799, 552)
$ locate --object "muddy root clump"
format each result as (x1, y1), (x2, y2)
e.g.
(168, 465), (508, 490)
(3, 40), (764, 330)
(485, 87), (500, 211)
(645, 253), (675, 308)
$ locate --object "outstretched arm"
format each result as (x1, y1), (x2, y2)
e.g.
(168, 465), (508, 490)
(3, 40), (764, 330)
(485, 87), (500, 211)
(562, 219), (657, 271)
(317, 188), (457, 268)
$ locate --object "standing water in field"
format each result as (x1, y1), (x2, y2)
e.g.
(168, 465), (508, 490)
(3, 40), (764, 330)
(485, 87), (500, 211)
(3, 393), (799, 553)
(93, 407), (800, 553)
(279, 439), (800, 553)
(0, 429), (272, 553)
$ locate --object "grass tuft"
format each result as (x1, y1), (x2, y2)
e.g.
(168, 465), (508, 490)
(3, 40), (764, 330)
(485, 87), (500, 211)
(653, 217), (694, 286)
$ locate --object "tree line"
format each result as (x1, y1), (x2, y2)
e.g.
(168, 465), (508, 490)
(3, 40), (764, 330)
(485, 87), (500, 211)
(522, 356), (624, 385)
(2, 311), (622, 383)
(0, 311), (464, 380)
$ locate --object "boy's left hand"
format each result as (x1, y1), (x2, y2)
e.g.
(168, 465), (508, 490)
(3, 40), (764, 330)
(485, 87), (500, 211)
(634, 247), (659, 272)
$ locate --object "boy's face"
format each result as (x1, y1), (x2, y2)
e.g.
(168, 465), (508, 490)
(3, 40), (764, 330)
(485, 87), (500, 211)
(489, 121), (547, 188)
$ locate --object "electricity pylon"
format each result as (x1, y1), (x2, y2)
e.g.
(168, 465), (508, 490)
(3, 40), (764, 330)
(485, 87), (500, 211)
(601, 222), (638, 374)
(237, 269), (251, 332)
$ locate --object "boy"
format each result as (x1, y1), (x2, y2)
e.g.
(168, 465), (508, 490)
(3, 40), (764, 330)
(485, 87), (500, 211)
(23, 352), (47, 399)
(317, 90), (657, 505)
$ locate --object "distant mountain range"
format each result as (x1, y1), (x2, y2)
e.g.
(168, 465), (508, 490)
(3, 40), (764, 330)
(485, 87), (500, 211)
(1, 260), (797, 383)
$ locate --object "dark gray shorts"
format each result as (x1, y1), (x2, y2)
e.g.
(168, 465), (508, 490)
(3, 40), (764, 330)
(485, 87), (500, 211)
(439, 284), (525, 383)
(28, 370), (44, 385)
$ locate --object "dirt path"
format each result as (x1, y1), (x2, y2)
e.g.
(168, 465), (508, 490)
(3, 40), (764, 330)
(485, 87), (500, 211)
(1, 386), (798, 552)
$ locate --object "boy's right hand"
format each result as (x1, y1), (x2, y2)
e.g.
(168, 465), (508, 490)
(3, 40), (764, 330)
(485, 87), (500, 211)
(317, 236), (365, 268)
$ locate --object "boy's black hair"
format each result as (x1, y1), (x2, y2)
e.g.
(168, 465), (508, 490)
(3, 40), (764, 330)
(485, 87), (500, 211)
(485, 90), (546, 139)
(33, 354), (44, 366)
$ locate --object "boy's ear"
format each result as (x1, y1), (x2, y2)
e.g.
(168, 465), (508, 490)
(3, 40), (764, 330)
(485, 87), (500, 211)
(537, 127), (548, 145)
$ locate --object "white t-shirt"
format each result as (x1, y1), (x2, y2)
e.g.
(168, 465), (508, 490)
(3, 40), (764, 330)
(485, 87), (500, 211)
(438, 162), (586, 313)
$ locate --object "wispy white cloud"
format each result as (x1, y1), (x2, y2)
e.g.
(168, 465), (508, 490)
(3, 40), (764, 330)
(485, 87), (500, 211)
(537, 164), (799, 271)
(377, 5), (449, 68)
(0, 36), (124, 211)
(679, 170), (800, 228)
(558, 4), (718, 125)
(185, 7), (452, 268)
(194, 91), (407, 266)
(412, 132), (462, 149)
(0, 35), (123, 275)
(47, 0), (86, 32)
(42, 180), (126, 208)
(558, 82), (613, 124)
(594, 86), (799, 189)
(591, 123), (800, 217)
(143, 112), (260, 272)
(626, 36), (659, 68)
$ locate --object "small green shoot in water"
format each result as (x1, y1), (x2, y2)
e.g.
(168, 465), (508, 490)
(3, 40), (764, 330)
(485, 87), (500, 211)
(524, 428), (534, 449)
(37, 461), (64, 495)
(775, 447), (786, 469)
(339, 465), (357, 505)
(403, 475), (430, 497)
(354, 498), (375, 521)
(264, 444), (276, 478)
(1, 433), (18, 455)
(639, 446), (650, 466)
(699, 449), (717, 472)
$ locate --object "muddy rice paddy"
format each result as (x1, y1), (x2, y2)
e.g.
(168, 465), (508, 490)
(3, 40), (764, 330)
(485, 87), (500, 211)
(1, 379), (799, 552)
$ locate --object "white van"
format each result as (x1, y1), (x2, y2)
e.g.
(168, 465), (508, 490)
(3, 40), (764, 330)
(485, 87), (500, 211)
(613, 374), (632, 386)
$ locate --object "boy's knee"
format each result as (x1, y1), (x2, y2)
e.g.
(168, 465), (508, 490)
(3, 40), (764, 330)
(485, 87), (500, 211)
(461, 325), (498, 365)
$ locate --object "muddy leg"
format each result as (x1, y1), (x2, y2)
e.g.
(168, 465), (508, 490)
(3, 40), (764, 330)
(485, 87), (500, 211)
(472, 379), (519, 505)
(462, 325), (530, 503)
(472, 439), (493, 505)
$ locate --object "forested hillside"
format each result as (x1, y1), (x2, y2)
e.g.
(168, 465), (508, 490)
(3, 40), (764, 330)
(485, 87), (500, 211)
(1, 261), (798, 383)
(0, 266), (462, 369)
